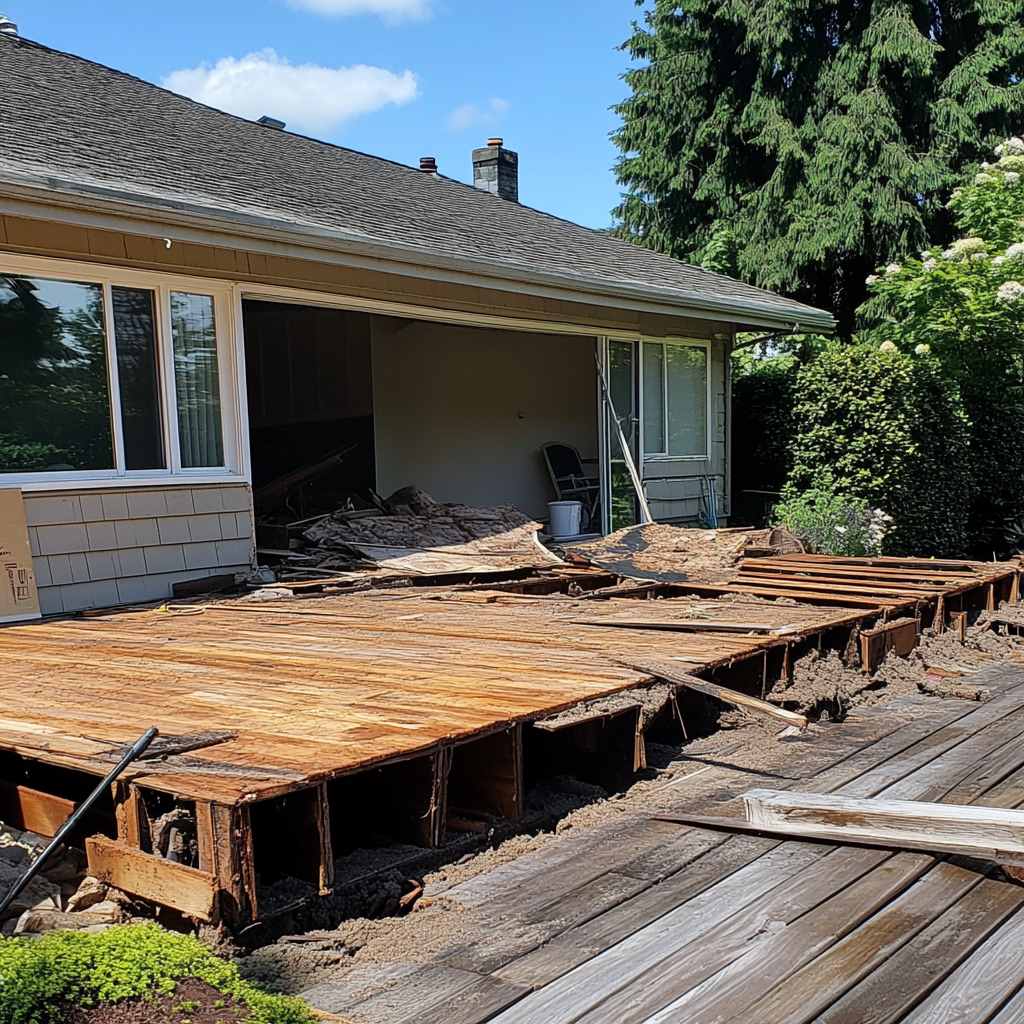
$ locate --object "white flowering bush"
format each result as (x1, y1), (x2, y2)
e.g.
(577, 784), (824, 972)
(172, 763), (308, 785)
(859, 133), (1024, 554)
(774, 479), (892, 557)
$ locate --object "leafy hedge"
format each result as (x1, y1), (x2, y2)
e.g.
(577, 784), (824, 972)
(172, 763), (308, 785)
(731, 354), (800, 493)
(786, 341), (971, 556)
(0, 924), (314, 1024)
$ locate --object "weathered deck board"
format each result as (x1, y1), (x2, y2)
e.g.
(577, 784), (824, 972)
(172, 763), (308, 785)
(0, 589), (874, 802)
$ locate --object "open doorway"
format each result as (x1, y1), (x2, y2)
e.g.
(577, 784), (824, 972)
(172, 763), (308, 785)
(242, 300), (376, 525)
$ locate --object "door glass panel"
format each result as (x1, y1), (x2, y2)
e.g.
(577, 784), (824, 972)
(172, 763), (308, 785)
(607, 340), (638, 531)
(642, 342), (666, 454)
(0, 274), (114, 473)
(171, 292), (224, 468)
(112, 286), (165, 470)
(666, 345), (708, 456)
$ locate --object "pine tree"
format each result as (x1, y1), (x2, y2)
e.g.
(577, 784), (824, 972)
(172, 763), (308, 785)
(613, 0), (1024, 334)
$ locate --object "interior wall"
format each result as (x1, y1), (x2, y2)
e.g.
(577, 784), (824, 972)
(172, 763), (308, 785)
(242, 301), (375, 506)
(372, 319), (597, 520)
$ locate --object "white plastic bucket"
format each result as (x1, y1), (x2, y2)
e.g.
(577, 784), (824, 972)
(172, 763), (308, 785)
(549, 500), (583, 539)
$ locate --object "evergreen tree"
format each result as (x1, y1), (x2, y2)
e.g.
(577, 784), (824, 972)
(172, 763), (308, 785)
(613, 0), (1024, 334)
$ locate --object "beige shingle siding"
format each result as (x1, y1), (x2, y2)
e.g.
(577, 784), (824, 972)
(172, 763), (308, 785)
(25, 484), (254, 614)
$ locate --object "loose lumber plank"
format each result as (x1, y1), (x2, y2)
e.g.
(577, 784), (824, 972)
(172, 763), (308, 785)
(0, 783), (74, 837)
(621, 658), (808, 730)
(572, 618), (800, 635)
(740, 788), (1024, 866)
(495, 707), (960, 990)
(512, 689), (1024, 1020)
(85, 835), (218, 921)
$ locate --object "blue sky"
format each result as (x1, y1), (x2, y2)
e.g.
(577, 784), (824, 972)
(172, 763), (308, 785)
(6, 0), (644, 228)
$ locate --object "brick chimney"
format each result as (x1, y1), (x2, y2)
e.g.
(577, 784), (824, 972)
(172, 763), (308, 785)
(472, 137), (518, 202)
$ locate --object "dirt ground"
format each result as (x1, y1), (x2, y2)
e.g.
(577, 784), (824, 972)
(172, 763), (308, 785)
(66, 979), (249, 1024)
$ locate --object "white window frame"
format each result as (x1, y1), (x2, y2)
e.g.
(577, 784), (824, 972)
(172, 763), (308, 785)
(0, 253), (245, 491)
(639, 337), (712, 462)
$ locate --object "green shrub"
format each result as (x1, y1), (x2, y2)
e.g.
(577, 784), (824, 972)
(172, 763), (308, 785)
(857, 135), (1024, 555)
(774, 478), (891, 556)
(731, 354), (801, 494)
(0, 924), (314, 1024)
(786, 340), (971, 556)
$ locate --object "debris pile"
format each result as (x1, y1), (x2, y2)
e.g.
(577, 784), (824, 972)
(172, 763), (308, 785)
(564, 523), (803, 583)
(0, 824), (123, 936)
(262, 487), (561, 583)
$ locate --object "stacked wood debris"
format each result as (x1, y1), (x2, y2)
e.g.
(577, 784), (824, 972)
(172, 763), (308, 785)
(564, 523), (803, 583)
(298, 487), (563, 577)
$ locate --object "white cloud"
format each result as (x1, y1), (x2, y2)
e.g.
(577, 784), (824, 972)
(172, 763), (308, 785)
(286, 0), (431, 21)
(447, 97), (510, 134)
(163, 49), (417, 134)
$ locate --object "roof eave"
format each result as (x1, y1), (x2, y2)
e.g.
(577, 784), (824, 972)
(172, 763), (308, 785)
(0, 167), (837, 334)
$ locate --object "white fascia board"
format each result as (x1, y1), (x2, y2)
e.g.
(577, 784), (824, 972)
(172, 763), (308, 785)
(0, 166), (837, 334)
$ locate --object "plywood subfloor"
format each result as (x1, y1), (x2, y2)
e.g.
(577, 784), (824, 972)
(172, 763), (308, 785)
(0, 587), (868, 804)
(0, 553), (1015, 806)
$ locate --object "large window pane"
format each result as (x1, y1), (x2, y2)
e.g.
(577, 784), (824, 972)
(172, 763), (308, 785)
(112, 287), (165, 470)
(171, 292), (224, 468)
(666, 345), (708, 457)
(642, 343), (666, 454)
(0, 275), (113, 473)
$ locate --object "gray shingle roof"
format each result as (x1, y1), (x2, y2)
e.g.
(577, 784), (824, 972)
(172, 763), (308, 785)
(0, 34), (833, 329)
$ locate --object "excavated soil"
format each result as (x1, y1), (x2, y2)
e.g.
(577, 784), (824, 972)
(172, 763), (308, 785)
(536, 682), (677, 730)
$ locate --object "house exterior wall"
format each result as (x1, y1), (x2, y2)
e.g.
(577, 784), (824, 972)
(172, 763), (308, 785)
(371, 320), (598, 521)
(641, 340), (730, 522)
(2, 213), (737, 612)
(0, 213), (732, 341)
(25, 484), (254, 614)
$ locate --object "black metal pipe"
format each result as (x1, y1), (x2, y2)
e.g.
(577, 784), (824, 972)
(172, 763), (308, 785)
(0, 726), (159, 919)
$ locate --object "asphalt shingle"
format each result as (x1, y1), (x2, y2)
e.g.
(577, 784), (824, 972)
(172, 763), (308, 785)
(0, 34), (832, 329)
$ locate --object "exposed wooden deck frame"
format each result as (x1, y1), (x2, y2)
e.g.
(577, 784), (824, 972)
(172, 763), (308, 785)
(0, 553), (1018, 928)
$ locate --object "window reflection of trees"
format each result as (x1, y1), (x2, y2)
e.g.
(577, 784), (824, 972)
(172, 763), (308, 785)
(0, 276), (114, 472)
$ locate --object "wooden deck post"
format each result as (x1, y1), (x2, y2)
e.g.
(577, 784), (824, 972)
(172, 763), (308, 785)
(195, 800), (254, 927)
(112, 781), (142, 848)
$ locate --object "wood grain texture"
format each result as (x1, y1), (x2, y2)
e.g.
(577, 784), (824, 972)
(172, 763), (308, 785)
(742, 788), (1024, 865)
(85, 836), (218, 920)
(0, 585), (871, 803)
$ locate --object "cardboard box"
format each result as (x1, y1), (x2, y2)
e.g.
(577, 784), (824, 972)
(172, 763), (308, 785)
(0, 488), (40, 623)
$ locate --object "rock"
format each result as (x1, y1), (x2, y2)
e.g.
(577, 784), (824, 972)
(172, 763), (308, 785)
(41, 848), (85, 884)
(14, 901), (122, 934)
(66, 876), (109, 912)
(0, 864), (61, 920)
